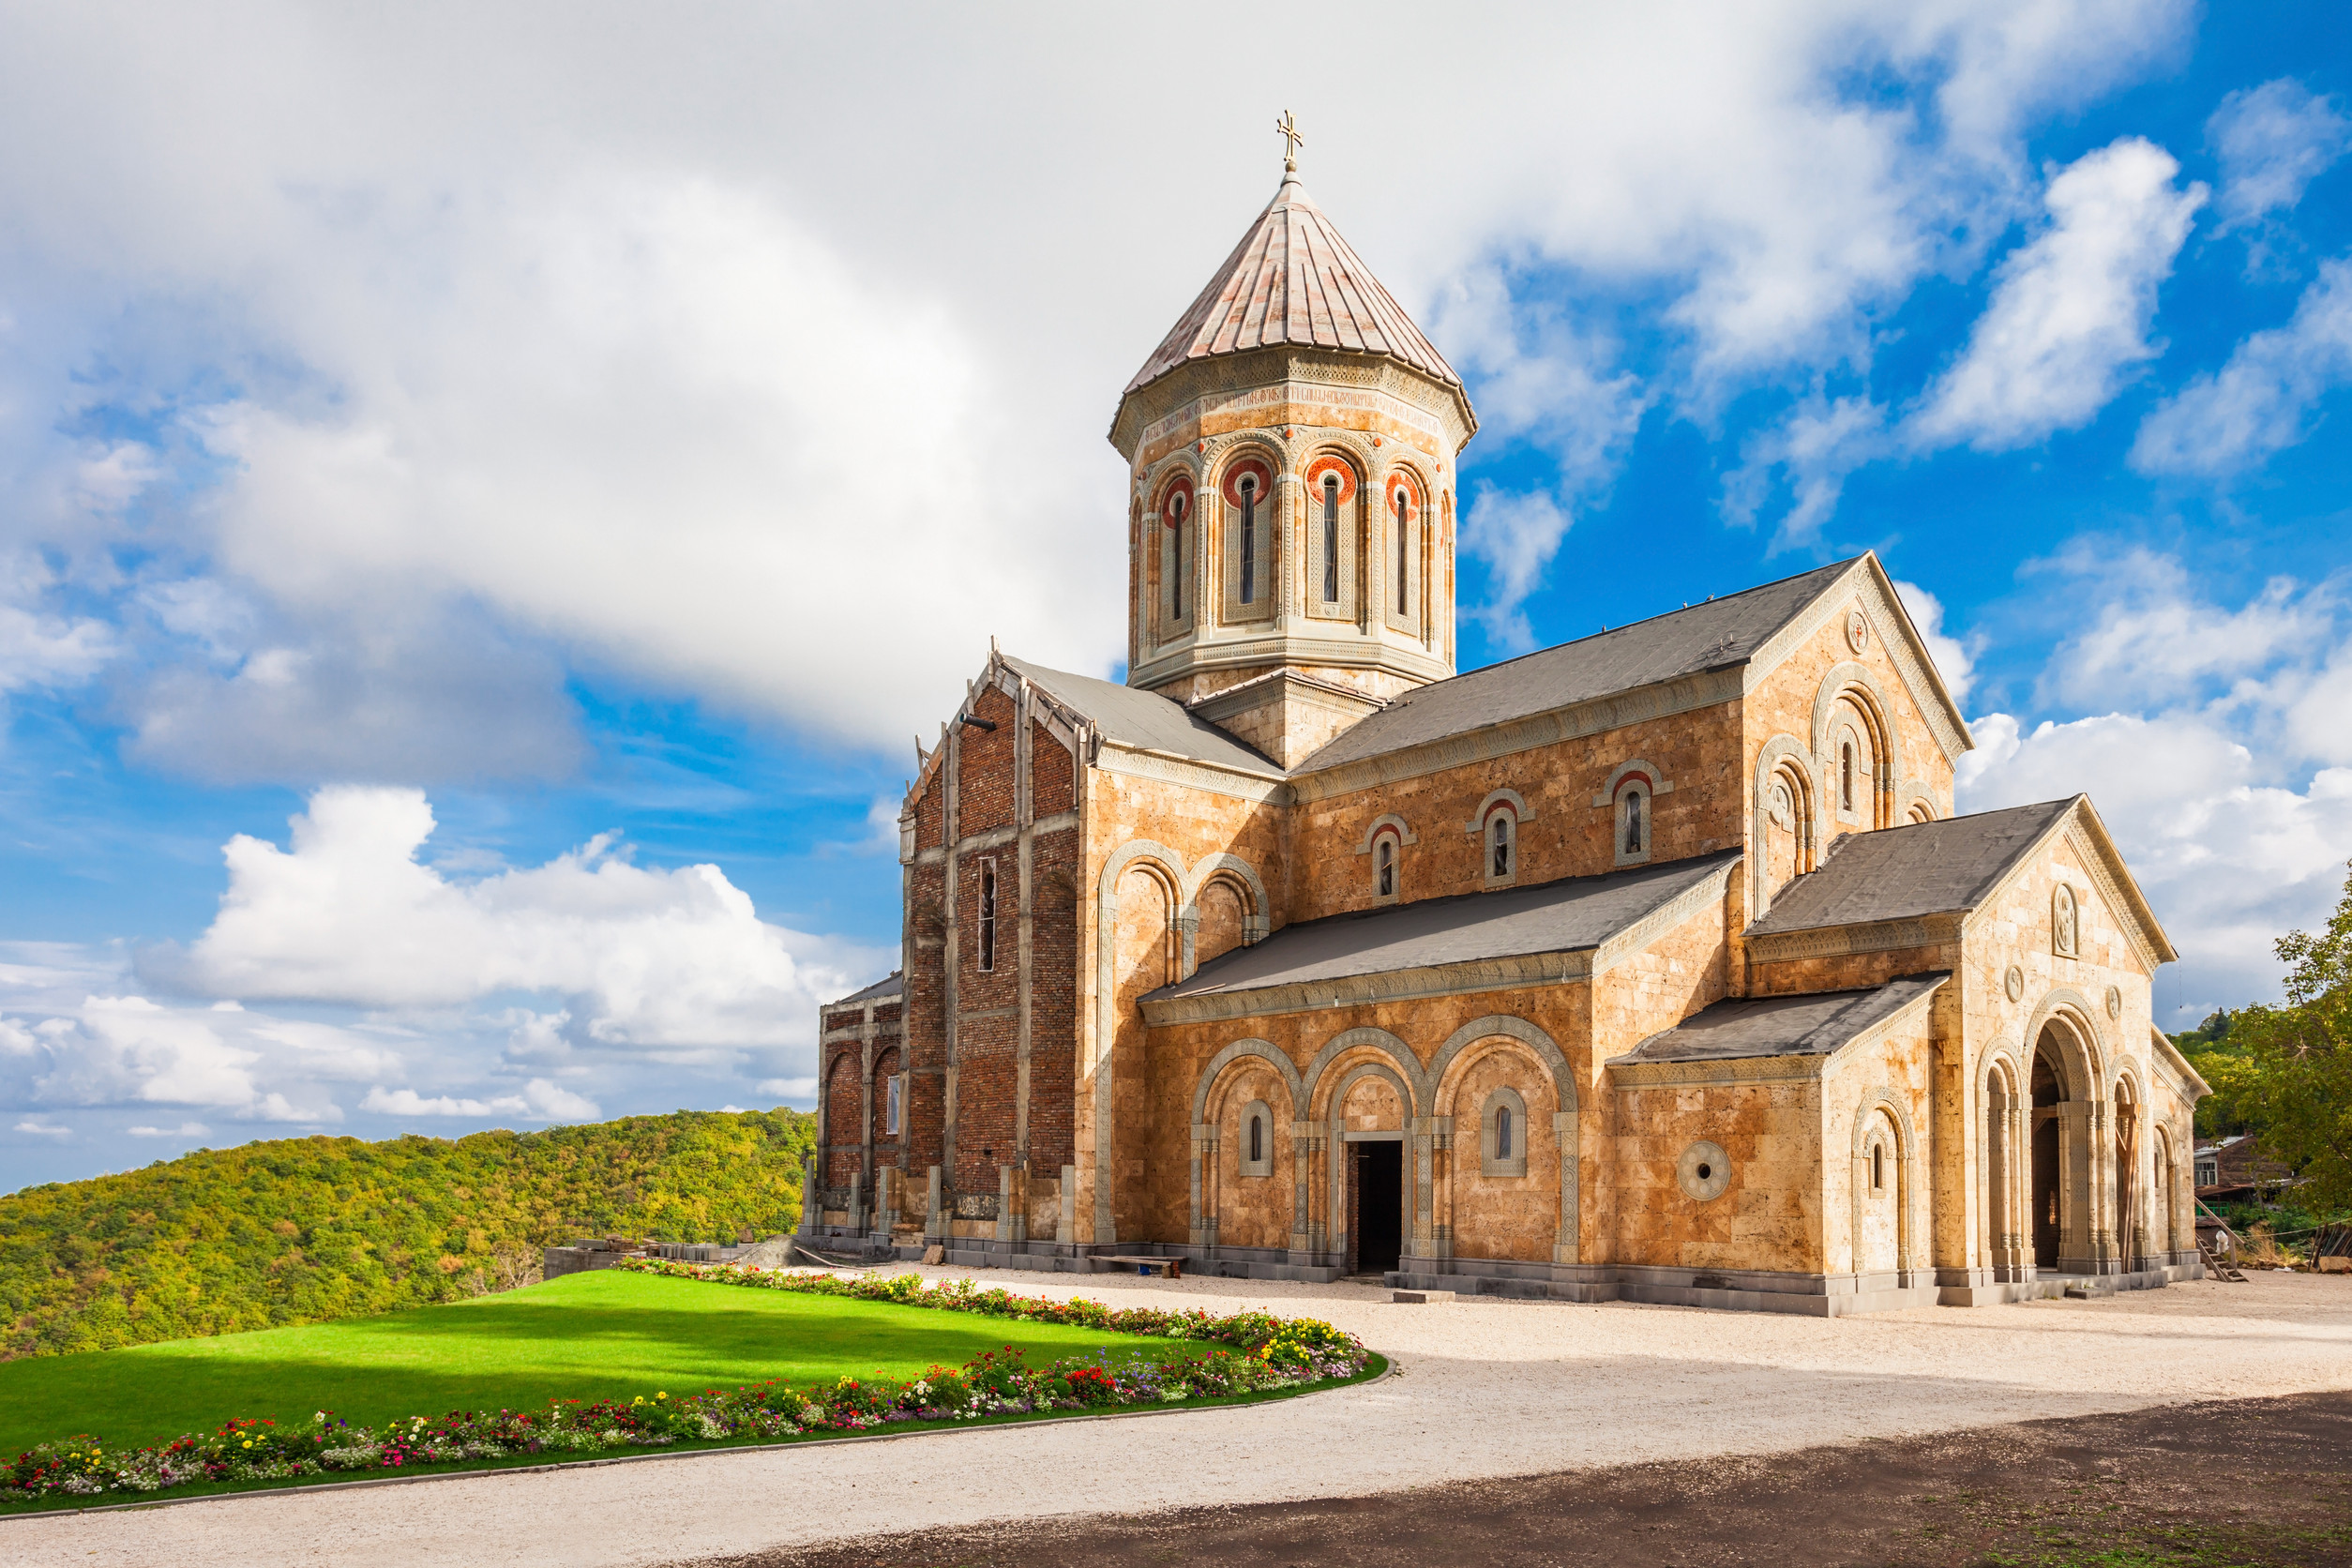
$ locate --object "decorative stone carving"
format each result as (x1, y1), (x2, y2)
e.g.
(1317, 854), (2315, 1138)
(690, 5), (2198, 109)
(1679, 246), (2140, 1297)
(2005, 965), (2025, 1003)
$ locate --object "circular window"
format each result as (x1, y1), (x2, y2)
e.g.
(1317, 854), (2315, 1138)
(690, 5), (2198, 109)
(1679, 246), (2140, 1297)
(1678, 1139), (1730, 1202)
(1846, 609), (1871, 654)
(2004, 965), (2025, 1003)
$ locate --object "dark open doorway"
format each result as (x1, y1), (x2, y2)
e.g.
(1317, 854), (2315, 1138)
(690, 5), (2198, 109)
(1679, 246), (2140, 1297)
(2031, 1043), (2063, 1270)
(1351, 1140), (1403, 1275)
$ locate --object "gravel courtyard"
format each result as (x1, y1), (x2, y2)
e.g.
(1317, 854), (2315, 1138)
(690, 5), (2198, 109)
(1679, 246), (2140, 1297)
(10, 1266), (2351, 1568)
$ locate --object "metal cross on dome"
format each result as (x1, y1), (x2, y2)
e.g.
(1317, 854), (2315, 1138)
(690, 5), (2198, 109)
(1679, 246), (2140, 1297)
(1274, 110), (1304, 169)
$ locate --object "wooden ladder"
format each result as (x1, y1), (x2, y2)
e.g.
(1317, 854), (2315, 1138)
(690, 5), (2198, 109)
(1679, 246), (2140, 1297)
(2200, 1242), (2249, 1283)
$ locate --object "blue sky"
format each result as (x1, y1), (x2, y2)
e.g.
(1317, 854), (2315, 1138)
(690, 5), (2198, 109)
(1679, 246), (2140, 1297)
(2, 2), (2348, 1189)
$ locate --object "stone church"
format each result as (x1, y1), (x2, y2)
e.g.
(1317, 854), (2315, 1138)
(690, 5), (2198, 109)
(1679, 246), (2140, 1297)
(805, 154), (2209, 1313)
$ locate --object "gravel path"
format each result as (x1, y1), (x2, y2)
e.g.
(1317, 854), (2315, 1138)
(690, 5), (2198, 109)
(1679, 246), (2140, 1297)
(9, 1266), (2351, 1567)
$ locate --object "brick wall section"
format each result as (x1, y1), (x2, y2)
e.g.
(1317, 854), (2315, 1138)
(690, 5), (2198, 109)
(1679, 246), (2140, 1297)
(822, 1048), (862, 1186)
(1027, 820), (1080, 1173)
(1294, 699), (1745, 920)
(1033, 719), (1075, 817)
(957, 686), (1018, 836)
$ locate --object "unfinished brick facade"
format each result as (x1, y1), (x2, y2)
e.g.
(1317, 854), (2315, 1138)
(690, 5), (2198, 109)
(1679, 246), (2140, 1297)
(802, 159), (2205, 1314)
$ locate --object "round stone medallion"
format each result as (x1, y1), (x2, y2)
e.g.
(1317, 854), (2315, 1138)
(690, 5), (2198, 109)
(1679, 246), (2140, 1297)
(1846, 608), (1871, 654)
(1678, 1139), (1731, 1202)
(2106, 984), (2123, 1019)
(2004, 965), (2025, 1003)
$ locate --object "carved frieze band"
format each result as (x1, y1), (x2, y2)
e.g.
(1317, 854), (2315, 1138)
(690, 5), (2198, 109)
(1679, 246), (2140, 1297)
(1093, 745), (1290, 806)
(1140, 948), (1595, 1027)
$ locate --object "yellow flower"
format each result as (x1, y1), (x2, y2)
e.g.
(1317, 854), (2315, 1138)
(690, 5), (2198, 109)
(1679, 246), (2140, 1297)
(656, 1392), (668, 1400)
(241, 1440), (252, 1449)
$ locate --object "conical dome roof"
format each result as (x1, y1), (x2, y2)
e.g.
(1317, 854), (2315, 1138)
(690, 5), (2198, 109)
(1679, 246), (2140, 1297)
(1123, 170), (1465, 400)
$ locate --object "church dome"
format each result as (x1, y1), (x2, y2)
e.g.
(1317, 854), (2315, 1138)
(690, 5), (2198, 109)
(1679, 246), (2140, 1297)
(1122, 169), (1465, 402)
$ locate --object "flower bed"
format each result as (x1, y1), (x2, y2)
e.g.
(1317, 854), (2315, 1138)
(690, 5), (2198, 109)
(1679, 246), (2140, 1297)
(616, 1259), (1354, 1367)
(1, 1270), (1371, 1507)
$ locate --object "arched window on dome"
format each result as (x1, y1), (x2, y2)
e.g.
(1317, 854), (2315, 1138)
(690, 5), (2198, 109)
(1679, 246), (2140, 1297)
(1395, 486), (1410, 615)
(1322, 474), (1341, 604)
(1165, 488), (1188, 624)
(1238, 472), (1259, 605)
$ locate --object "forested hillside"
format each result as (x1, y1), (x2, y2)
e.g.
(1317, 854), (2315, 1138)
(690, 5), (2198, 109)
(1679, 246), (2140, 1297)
(0, 1108), (815, 1359)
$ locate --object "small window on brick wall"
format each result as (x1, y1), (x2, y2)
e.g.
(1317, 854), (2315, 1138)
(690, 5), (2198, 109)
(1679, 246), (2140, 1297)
(1373, 833), (1400, 900)
(977, 858), (999, 972)
(885, 1074), (903, 1137)
(1482, 1086), (1529, 1178)
(1485, 808), (1517, 885)
(1240, 1098), (1274, 1178)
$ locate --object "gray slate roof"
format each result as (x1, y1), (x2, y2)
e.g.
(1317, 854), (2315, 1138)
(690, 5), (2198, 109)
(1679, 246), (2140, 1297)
(1001, 655), (1282, 777)
(1149, 851), (1741, 1003)
(1745, 798), (2079, 937)
(1612, 972), (1949, 1064)
(828, 971), (903, 1009)
(1297, 559), (1858, 773)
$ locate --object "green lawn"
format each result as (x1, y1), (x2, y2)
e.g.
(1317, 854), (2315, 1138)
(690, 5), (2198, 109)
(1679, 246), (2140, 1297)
(0, 1270), (1205, 1455)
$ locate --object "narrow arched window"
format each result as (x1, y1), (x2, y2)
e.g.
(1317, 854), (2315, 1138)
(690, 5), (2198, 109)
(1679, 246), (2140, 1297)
(1841, 741), (1855, 813)
(1321, 475), (1340, 603)
(1871, 1143), (1885, 1192)
(1238, 474), (1258, 605)
(1395, 487), (1410, 614)
(1166, 490), (1187, 622)
(1490, 812), (1514, 879)
(1375, 836), (1395, 897)
(1495, 1106), (1513, 1160)
(1248, 1113), (1263, 1165)
(1623, 788), (1645, 854)
(976, 857), (998, 972)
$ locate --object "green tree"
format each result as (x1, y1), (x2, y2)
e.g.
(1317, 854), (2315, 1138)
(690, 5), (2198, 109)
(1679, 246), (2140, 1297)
(2215, 862), (2352, 1211)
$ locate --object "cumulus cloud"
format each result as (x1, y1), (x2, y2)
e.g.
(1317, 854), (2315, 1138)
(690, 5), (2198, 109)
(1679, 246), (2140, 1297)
(1459, 487), (1574, 653)
(1892, 579), (1977, 708)
(2208, 78), (2351, 232)
(1722, 391), (1889, 551)
(128, 1122), (211, 1138)
(1911, 138), (2206, 450)
(15, 1120), (70, 1138)
(164, 786), (875, 1048)
(2027, 544), (2334, 712)
(2129, 258), (2352, 477)
(361, 1079), (598, 1123)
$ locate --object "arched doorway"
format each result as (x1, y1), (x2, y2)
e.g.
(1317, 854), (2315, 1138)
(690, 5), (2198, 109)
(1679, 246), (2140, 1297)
(2030, 1036), (2066, 1271)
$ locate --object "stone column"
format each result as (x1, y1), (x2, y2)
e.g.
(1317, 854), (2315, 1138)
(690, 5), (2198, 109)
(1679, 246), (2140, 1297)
(1553, 1109), (1580, 1266)
(924, 1164), (948, 1242)
(1428, 1116), (1455, 1261)
(873, 1165), (900, 1244)
(995, 1163), (1028, 1248)
(797, 1155), (821, 1237)
(1058, 1164), (1077, 1245)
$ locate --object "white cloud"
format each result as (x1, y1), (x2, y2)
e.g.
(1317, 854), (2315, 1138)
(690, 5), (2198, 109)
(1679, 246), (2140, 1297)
(128, 1122), (211, 1138)
(2027, 544), (2334, 712)
(1459, 487), (1574, 654)
(0, 3), (2200, 762)
(164, 786), (878, 1048)
(361, 1078), (598, 1123)
(757, 1077), (818, 1106)
(15, 1120), (70, 1138)
(2129, 258), (2352, 477)
(1723, 392), (1889, 551)
(1910, 138), (2206, 450)
(2208, 78), (2351, 232)
(1892, 579), (1977, 708)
